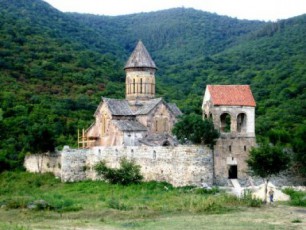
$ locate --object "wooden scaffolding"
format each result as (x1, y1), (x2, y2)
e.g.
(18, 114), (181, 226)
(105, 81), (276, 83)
(77, 129), (97, 149)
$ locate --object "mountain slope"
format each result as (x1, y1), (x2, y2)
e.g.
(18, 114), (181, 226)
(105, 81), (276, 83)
(0, 0), (305, 173)
(70, 8), (265, 63)
(179, 14), (306, 134)
(0, 0), (125, 169)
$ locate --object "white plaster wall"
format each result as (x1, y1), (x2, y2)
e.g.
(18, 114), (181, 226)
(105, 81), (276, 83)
(24, 153), (61, 178)
(202, 88), (211, 110)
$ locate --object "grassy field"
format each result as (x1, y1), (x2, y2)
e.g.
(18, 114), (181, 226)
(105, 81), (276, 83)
(0, 172), (305, 230)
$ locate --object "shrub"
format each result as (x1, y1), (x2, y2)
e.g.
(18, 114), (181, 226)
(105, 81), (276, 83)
(178, 185), (196, 193)
(190, 197), (230, 214)
(94, 157), (143, 185)
(144, 181), (173, 190)
(5, 198), (29, 209)
(291, 218), (302, 223)
(107, 197), (131, 210)
(195, 186), (220, 195)
(242, 190), (262, 207)
(283, 188), (306, 207)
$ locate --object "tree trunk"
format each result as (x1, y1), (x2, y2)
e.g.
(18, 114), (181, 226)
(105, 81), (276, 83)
(212, 146), (215, 185)
(264, 179), (269, 204)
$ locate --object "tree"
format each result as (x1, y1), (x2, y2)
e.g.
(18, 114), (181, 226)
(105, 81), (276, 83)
(172, 114), (219, 145)
(172, 114), (219, 184)
(246, 143), (290, 203)
(292, 124), (306, 177)
(27, 124), (56, 154)
(94, 157), (143, 185)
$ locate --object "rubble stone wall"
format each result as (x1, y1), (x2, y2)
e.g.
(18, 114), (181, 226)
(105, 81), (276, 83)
(25, 145), (213, 187)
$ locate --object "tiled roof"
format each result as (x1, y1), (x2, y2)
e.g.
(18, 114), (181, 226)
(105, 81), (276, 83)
(167, 103), (183, 117)
(103, 98), (134, 116)
(207, 85), (256, 107)
(113, 120), (147, 131)
(133, 98), (162, 115)
(99, 97), (182, 117)
(124, 40), (157, 69)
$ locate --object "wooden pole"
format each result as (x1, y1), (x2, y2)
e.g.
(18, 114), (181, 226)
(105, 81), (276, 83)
(82, 129), (85, 148)
(77, 129), (80, 149)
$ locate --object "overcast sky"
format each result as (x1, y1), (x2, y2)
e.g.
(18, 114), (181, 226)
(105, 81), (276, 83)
(43, 0), (306, 21)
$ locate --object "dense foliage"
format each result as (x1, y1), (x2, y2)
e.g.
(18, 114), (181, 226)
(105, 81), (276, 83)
(0, 0), (305, 173)
(283, 188), (306, 207)
(94, 158), (143, 185)
(247, 143), (290, 179)
(246, 143), (291, 202)
(172, 114), (219, 146)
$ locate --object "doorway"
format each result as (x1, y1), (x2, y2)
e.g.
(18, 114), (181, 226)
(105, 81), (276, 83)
(228, 165), (237, 179)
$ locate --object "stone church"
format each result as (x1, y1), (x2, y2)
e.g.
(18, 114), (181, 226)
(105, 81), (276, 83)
(25, 41), (260, 186)
(83, 41), (182, 147)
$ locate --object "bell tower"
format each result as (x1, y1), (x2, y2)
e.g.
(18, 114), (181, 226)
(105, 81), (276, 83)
(125, 41), (157, 101)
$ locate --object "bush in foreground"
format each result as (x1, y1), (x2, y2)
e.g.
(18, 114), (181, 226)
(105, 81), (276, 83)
(283, 188), (306, 207)
(94, 157), (143, 185)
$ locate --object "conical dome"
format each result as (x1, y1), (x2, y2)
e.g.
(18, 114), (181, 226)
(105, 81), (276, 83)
(124, 41), (157, 70)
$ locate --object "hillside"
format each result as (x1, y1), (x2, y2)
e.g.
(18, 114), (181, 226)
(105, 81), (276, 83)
(0, 0), (125, 169)
(0, 0), (305, 173)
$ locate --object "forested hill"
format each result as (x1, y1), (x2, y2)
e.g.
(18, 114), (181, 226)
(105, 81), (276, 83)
(69, 9), (264, 59)
(0, 0), (305, 173)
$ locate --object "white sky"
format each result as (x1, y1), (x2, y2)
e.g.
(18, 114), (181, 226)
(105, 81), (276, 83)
(43, 0), (306, 21)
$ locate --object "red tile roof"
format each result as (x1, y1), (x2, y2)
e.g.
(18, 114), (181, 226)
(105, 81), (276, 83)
(207, 85), (256, 107)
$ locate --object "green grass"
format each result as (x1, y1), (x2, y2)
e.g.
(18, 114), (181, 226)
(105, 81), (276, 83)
(0, 172), (247, 215)
(283, 188), (306, 207)
(0, 172), (305, 229)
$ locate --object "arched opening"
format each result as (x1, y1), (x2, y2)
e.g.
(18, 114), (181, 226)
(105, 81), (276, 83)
(162, 140), (171, 146)
(151, 83), (154, 95)
(140, 78), (143, 94)
(155, 120), (158, 132)
(101, 114), (107, 136)
(220, 113), (231, 132)
(133, 79), (135, 93)
(209, 113), (213, 120)
(153, 150), (156, 159)
(163, 117), (169, 132)
(237, 113), (247, 133)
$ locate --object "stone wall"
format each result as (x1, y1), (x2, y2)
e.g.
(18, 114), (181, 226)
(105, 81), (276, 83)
(24, 153), (61, 178)
(23, 145), (304, 187)
(61, 145), (213, 187)
(214, 137), (256, 185)
(24, 145), (213, 187)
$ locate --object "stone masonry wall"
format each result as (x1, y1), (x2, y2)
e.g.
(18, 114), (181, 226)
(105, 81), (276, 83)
(214, 137), (256, 186)
(24, 145), (304, 187)
(24, 153), (61, 178)
(25, 145), (213, 187)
